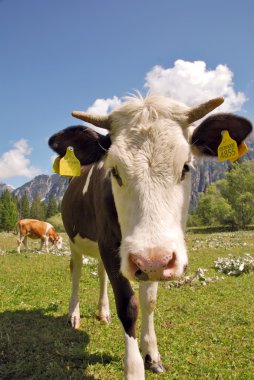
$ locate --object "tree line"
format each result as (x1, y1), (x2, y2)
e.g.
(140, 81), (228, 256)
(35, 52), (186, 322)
(0, 191), (60, 231)
(189, 159), (254, 229)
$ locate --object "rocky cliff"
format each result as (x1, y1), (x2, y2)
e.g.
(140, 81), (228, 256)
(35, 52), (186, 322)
(12, 174), (69, 203)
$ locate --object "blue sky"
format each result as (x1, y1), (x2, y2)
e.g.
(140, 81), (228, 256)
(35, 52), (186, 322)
(1, 0), (254, 188)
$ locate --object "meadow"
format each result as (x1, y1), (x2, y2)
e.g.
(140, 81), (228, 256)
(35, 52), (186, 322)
(0, 229), (254, 379)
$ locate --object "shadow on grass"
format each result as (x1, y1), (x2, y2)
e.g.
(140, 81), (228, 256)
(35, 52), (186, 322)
(0, 309), (115, 380)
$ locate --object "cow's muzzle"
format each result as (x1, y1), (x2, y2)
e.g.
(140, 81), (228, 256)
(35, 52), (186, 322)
(129, 249), (180, 281)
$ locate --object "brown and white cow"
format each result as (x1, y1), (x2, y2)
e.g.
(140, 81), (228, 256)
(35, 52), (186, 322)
(17, 219), (63, 253)
(49, 94), (252, 380)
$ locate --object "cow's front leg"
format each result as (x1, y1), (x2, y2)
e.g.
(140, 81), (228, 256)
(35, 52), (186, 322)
(17, 235), (24, 253)
(99, 244), (145, 380)
(40, 237), (45, 251)
(23, 236), (28, 251)
(68, 250), (83, 328)
(114, 281), (144, 380)
(139, 282), (165, 373)
(97, 260), (110, 323)
(44, 236), (49, 252)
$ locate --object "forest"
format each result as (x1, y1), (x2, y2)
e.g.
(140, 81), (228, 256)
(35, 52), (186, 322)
(0, 191), (60, 231)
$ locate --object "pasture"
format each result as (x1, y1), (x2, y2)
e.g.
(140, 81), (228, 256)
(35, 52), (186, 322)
(0, 230), (254, 379)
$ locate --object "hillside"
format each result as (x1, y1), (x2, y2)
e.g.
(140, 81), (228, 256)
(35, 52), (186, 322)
(12, 174), (69, 203)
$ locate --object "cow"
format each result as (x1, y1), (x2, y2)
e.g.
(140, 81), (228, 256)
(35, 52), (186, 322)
(48, 94), (252, 380)
(17, 219), (63, 253)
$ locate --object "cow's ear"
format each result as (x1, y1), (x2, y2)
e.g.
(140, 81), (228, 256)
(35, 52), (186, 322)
(48, 126), (111, 165)
(191, 113), (253, 156)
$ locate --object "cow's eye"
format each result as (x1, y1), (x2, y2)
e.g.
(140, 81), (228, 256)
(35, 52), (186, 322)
(181, 164), (190, 181)
(111, 167), (123, 187)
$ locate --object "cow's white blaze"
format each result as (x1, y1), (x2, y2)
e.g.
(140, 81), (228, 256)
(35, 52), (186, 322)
(82, 165), (94, 195)
(105, 95), (192, 281)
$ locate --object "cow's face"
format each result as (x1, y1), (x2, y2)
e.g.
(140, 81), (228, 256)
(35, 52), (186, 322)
(55, 236), (63, 249)
(49, 94), (252, 282)
(105, 98), (192, 281)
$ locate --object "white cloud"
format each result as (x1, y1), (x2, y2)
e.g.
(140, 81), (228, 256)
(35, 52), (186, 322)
(0, 139), (41, 182)
(86, 96), (122, 115)
(145, 59), (247, 112)
(82, 96), (122, 135)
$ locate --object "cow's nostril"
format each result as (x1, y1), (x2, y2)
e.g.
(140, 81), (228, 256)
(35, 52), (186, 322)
(165, 252), (176, 269)
(135, 269), (149, 281)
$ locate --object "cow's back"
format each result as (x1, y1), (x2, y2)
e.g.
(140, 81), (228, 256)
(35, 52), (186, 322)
(17, 219), (49, 238)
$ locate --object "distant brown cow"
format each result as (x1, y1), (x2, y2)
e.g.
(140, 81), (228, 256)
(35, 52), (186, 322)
(17, 219), (63, 253)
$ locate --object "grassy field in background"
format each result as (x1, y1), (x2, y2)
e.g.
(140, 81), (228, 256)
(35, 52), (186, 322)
(0, 230), (254, 379)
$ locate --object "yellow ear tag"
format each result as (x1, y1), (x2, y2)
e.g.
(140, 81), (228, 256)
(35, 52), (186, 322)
(229, 141), (249, 163)
(218, 130), (239, 162)
(59, 147), (81, 177)
(52, 156), (61, 174)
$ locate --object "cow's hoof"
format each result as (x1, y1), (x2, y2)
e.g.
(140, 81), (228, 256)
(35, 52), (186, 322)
(97, 314), (111, 324)
(68, 316), (80, 329)
(145, 355), (166, 373)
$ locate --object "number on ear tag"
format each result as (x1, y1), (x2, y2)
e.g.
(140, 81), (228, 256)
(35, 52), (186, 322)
(218, 131), (239, 162)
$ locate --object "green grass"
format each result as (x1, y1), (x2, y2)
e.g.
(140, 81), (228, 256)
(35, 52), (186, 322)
(0, 230), (254, 379)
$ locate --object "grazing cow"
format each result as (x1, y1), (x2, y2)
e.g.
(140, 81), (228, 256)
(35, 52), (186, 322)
(17, 219), (63, 253)
(48, 94), (252, 380)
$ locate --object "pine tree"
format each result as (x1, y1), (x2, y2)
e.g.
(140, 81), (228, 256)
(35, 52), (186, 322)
(46, 195), (58, 218)
(30, 192), (46, 220)
(19, 193), (30, 219)
(0, 190), (18, 231)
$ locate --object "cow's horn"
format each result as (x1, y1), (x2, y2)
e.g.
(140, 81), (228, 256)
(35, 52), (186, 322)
(71, 111), (110, 130)
(187, 97), (224, 124)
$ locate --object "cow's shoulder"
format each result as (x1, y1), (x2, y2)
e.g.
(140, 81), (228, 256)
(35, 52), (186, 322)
(61, 162), (120, 244)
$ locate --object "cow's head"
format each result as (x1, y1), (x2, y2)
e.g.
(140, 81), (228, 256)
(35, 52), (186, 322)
(49, 234), (63, 249)
(55, 235), (63, 250)
(49, 94), (252, 281)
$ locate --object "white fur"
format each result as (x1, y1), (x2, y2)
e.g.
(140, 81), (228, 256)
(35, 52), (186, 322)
(55, 235), (63, 249)
(70, 234), (100, 259)
(97, 260), (110, 323)
(124, 334), (145, 380)
(68, 235), (109, 327)
(105, 95), (191, 280)
(45, 222), (53, 234)
(139, 282), (160, 362)
(83, 165), (94, 195)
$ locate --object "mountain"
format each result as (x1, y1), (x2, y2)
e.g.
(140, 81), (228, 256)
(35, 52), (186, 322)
(12, 174), (69, 203)
(191, 159), (229, 210)
(0, 183), (16, 196)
